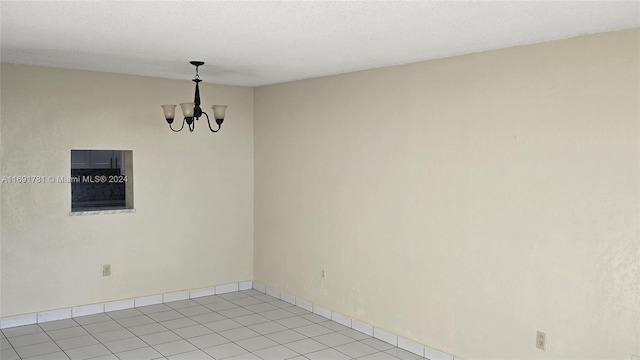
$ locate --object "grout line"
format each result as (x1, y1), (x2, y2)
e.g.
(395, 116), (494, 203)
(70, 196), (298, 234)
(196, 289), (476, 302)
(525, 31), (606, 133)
(251, 281), (458, 360)
(0, 281), (252, 330)
(3, 288), (428, 360)
(1, 280), (458, 360)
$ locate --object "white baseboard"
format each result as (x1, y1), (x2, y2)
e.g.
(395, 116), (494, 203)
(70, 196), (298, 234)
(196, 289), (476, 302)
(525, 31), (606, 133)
(0, 280), (252, 330)
(0, 279), (462, 360)
(251, 281), (461, 360)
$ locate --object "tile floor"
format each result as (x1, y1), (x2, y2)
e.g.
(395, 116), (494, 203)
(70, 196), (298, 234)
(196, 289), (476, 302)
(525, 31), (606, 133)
(1, 290), (426, 360)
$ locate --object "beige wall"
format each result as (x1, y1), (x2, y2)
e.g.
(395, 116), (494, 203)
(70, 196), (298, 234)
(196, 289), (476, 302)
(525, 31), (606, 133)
(2, 28), (638, 359)
(254, 29), (640, 359)
(0, 64), (254, 316)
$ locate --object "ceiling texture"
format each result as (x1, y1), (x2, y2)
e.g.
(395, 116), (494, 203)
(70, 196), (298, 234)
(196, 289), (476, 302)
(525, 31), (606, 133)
(1, 1), (639, 86)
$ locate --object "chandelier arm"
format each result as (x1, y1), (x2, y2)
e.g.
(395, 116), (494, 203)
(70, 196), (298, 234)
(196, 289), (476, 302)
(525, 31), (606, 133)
(203, 112), (221, 133)
(163, 61), (226, 134)
(169, 118), (186, 132)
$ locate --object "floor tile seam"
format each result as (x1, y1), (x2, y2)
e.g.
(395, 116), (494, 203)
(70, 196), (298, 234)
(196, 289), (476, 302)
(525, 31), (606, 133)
(10, 324), (64, 359)
(115, 343), (172, 359)
(76, 318), (154, 360)
(1, 337), (17, 354)
(252, 284), (432, 360)
(280, 330), (340, 354)
(272, 340), (310, 358)
(112, 314), (157, 328)
(280, 340), (327, 357)
(5, 332), (50, 349)
(8, 290), (408, 360)
(54, 332), (101, 351)
(164, 323), (213, 340)
(195, 342), (242, 359)
(313, 336), (359, 349)
(23, 334), (71, 359)
(58, 331), (119, 360)
(78, 320), (122, 338)
(47, 325), (91, 342)
(182, 332), (231, 350)
(64, 345), (110, 360)
(173, 307), (209, 318)
(3, 325), (46, 338)
(102, 328), (158, 356)
(217, 335), (282, 356)
(39, 318), (83, 333)
(305, 346), (357, 360)
(148, 338), (200, 358)
(165, 301), (201, 311)
(215, 326), (265, 345)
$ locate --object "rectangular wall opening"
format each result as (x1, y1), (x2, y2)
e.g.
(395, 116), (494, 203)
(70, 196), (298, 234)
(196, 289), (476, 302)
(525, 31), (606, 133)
(70, 150), (134, 212)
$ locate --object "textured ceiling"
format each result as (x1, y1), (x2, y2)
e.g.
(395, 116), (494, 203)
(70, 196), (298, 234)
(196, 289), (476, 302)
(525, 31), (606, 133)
(1, 1), (638, 86)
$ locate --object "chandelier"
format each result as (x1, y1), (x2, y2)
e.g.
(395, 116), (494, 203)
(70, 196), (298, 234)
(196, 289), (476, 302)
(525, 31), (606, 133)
(161, 61), (227, 133)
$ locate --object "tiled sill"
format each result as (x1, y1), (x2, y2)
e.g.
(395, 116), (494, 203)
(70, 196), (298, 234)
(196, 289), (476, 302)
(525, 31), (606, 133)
(69, 208), (136, 216)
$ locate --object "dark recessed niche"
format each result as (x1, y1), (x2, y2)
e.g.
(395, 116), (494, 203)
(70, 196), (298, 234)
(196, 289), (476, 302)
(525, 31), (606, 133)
(70, 150), (133, 212)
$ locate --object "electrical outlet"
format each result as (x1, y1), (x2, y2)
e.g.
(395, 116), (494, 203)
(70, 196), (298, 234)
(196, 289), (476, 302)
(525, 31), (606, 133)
(103, 264), (111, 277)
(321, 267), (326, 280)
(536, 331), (546, 351)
